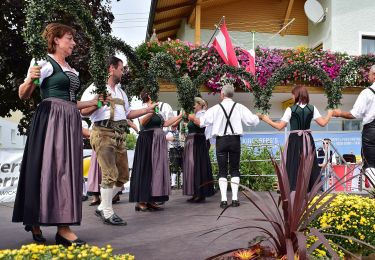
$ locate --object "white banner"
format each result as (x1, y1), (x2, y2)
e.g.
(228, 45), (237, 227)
(0, 149), (23, 202)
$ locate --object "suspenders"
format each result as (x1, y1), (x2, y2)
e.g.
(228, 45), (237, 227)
(219, 102), (237, 135)
(368, 87), (375, 95)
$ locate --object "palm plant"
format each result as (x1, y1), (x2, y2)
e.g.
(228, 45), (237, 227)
(206, 148), (375, 259)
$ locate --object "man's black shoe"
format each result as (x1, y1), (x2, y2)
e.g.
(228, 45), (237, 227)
(103, 214), (127, 226)
(232, 200), (240, 207)
(220, 201), (228, 208)
(95, 209), (103, 217)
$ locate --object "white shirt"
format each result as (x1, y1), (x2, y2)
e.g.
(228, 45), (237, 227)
(80, 83), (131, 122)
(280, 104), (322, 122)
(199, 98), (259, 137)
(350, 83), (375, 125)
(196, 110), (211, 140)
(158, 102), (174, 133)
(26, 54), (79, 84)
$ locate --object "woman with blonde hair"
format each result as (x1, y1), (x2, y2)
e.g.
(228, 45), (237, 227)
(183, 97), (215, 202)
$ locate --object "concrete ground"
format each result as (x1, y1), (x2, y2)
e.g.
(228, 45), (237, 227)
(0, 191), (272, 260)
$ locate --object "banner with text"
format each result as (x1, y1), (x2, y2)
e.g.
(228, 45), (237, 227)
(241, 131), (362, 157)
(0, 149), (23, 202)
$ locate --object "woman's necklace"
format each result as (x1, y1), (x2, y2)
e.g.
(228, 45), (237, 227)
(51, 54), (71, 70)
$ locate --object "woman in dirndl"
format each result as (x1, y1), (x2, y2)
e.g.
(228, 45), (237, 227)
(129, 90), (182, 211)
(12, 23), (101, 246)
(183, 97), (215, 202)
(260, 85), (332, 191)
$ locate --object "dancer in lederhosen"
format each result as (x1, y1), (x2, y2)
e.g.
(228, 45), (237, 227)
(183, 97), (215, 203)
(333, 65), (375, 186)
(260, 85), (332, 191)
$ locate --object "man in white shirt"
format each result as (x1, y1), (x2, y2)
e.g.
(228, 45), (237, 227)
(81, 56), (156, 225)
(189, 84), (260, 208)
(333, 65), (375, 187)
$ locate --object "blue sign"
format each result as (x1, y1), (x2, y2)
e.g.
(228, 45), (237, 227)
(241, 131), (362, 156)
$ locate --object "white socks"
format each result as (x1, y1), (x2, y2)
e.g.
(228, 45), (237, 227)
(171, 173), (177, 187)
(113, 185), (122, 197)
(98, 188), (114, 219)
(218, 177), (228, 201)
(366, 168), (375, 187)
(231, 177), (240, 201)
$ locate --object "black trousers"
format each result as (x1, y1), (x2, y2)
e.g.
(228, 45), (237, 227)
(362, 120), (375, 169)
(216, 135), (241, 178)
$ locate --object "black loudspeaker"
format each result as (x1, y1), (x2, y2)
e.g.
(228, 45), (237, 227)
(343, 154), (356, 163)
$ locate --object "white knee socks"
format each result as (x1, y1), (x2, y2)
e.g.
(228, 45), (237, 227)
(112, 185), (122, 197)
(231, 177), (240, 200)
(171, 173), (177, 187)
(218, 177), (228, 201)
(99, 188), (114, 219)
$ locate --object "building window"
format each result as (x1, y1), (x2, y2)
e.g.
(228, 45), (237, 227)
(11, 129), (16, 144)
(362, 35), (375, 54)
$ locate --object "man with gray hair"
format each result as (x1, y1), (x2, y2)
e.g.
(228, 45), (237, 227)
(333, 65), (375, 187)
(189, 84), (260, 208)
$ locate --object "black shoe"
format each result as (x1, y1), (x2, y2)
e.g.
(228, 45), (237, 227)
(187, 196), (196, 203)
(193, 197), (206, 203)
(95, 209), (103, 217)
(156, 201), (165, 205)
(112, 193), (120, 204)
(135, 204), (153, 212)
(89, 200), (101, 206)
(103, 213), (127, 226)
(220, 201), (228, 209)
(55, 232), (86, 247)
(146, 202), (164, 211)
(82, 195), (88, 202)
(231, 200), (240, 207)
(25, 225), (46, 243)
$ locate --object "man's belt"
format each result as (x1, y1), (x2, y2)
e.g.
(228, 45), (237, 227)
(94, 119), (128, 133)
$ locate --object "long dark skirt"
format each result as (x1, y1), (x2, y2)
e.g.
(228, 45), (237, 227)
(87, 150), (101, 195)
(129, 128), (170, 203)
(362, 121), (375, 169)
(285, 132), (320, 191)
(183, 133), (215, 197)
(12, 98), (82, 226)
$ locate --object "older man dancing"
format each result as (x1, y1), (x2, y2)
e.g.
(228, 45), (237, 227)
(189, 84), (260, 208)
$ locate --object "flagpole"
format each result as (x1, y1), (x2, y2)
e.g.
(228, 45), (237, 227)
(206, 16), (225, 46)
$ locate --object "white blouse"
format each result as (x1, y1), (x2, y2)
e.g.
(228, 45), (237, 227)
(26, 54), (79, 85)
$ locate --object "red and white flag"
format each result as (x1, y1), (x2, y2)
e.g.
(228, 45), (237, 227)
(242, 49), (256, 75)
(212, 22), (239, 67)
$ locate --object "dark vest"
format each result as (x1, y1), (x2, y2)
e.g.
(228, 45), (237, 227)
(40, 56), (80, 102)
(289, 104), (314, 131)
(187, 120), (205, 134)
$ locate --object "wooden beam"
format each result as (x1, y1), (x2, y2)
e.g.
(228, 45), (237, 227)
(156, 1), (193, 13)
(280, 0), (294, 36)
(155, 17), (180, 26)
(187, 7), (196, 26)
(158, 81), (365, 94)
(156, 24), (181, 34)
(194, 0), (202, 44)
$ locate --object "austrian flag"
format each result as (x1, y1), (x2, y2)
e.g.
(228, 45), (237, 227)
(212, 22), (239, 67)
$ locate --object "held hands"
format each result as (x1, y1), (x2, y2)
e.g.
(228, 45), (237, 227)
(188, 113), (195, 121)
(147, 102), (159, 113)
(332, 109), (341, 117)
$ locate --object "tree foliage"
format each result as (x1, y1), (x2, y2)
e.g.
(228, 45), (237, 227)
(0, 0), (115, 134)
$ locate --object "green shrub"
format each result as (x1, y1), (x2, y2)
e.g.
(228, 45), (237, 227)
(210, 142), (277, 191)
(126, 133), (137, 150)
